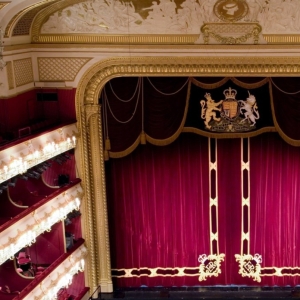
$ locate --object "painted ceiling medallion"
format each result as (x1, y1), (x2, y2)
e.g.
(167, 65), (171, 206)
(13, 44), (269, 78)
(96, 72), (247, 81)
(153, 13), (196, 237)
(214, 0), (249, 22)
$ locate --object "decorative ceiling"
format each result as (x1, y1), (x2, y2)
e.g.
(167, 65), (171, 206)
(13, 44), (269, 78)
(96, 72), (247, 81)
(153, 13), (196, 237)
(1, 0), (300, 45)
(38, 0), (300, 34)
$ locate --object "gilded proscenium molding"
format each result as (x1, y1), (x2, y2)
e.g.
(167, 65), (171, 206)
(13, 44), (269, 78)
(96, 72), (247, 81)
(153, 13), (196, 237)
(4, 0), (57, 38)
(96, 105), (113, 291)
(38, 57), (92, 81)
(91, 106), (112, 291)
(75, 56), (300, 293)
(77, 107), (98, 291)
(79, 103), (112, 292)
(77, 57), (300, 108)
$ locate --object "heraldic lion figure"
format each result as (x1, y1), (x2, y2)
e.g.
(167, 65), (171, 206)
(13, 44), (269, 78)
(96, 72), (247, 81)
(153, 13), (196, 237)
(200, 93), (223, 129)
(239, 91), (260, 126)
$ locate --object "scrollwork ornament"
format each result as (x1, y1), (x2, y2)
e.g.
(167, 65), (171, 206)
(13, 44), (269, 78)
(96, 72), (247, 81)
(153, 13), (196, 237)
(78, 57), (300, 108)
(198, 253), (225, 281)
(235, 253), (262, 282)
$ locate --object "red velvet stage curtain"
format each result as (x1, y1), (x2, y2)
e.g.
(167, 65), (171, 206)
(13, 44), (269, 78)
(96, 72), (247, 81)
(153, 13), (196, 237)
(106, 133), (211, 287)
(217, 138), (252, 285)
(250, 132), (300, 286)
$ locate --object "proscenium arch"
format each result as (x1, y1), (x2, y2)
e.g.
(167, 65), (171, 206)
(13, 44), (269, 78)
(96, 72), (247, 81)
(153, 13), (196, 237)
(75, 56), (300, 296)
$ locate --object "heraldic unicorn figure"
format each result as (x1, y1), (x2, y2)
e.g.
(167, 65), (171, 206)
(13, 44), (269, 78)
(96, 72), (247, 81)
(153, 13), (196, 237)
(238, 91), (260, 126)
(200, 93), (223, 129)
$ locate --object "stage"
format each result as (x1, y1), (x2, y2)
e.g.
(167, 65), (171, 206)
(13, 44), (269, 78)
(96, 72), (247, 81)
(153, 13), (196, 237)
(99, 286), (300, 299)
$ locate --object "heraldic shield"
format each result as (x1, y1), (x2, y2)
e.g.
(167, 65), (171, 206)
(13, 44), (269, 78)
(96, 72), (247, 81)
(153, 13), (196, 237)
(222, 87), (238, 119)
(200, 86), (260, 132)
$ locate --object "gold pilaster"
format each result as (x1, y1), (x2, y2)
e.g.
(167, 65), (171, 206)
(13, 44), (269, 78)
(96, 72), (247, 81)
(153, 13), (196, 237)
(81, 104), (113, 295)
(78, 106), (99, 297)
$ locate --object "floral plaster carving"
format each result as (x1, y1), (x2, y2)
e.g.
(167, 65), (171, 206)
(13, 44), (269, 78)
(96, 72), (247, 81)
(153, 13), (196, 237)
(40, 0), (300, 36)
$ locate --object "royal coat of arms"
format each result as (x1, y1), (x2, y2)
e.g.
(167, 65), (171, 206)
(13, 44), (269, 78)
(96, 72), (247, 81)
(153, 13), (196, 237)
(200, 87), (260, 132)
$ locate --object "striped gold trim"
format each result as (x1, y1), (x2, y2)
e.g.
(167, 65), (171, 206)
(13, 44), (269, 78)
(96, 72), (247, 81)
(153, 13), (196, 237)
(264, 34), (300, 44)
(33, 34), (198, 44)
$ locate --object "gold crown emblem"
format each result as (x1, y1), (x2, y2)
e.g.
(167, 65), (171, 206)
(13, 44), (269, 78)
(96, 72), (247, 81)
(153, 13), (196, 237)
(223, 87), (237, 99)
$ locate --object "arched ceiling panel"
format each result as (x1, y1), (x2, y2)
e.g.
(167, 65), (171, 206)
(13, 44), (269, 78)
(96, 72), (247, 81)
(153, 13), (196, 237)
(29, 0), (300, 45)
(2, 0), (58, 38)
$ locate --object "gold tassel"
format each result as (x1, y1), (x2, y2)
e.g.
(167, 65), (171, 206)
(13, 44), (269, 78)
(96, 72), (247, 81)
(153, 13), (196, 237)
(140, 131), (146, 145)
(104, 150), (109, 161)
(105, 138), (111, 150)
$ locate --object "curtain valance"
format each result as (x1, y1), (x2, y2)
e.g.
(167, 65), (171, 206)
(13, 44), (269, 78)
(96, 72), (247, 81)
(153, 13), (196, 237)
(100, 77), (300, 158)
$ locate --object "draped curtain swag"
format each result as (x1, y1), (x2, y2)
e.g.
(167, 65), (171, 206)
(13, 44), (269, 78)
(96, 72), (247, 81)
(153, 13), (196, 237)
(101, 77), (300, 160)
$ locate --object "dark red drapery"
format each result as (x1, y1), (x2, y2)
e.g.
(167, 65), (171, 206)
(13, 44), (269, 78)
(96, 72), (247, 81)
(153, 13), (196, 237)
(103, 77), (300, 288)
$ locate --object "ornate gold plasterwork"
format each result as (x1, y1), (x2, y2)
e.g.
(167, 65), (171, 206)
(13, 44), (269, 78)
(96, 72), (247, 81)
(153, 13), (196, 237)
(12, 2), (55, 36)
(13, 57), (34, 87)
(77, 106), (99, 295)
(4, 0), (57, 38)
(32, 34), (198, 45)
(201, 23), (262, 45)
(38, 57), (91, 81)
(76, 56), (300, 108)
